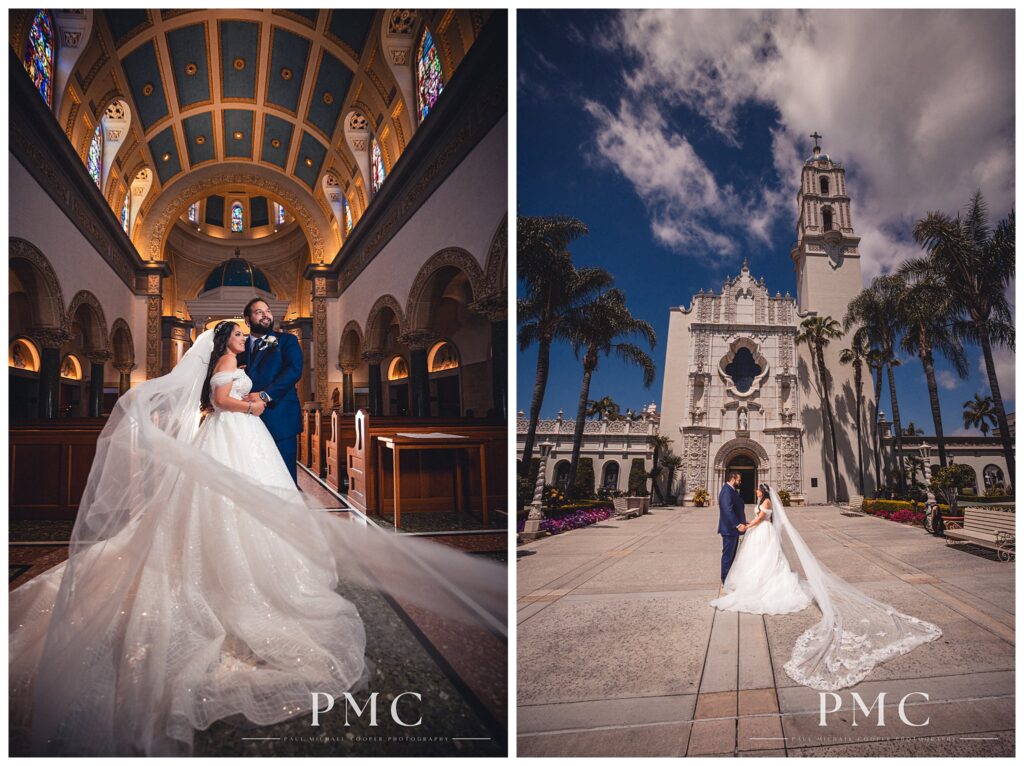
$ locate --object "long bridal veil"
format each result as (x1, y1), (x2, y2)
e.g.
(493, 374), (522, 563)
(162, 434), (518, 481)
(768, 488), (941, 690)
(10, 328), (505, 755)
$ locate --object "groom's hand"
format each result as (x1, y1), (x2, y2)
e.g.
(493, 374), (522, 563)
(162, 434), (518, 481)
(737, 523), (747, 532)
(243, 392), (260, 402)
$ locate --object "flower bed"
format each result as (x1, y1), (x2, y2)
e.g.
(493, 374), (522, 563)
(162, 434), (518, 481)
(864, 504), (926, 526)
(517, 504), (613, 536)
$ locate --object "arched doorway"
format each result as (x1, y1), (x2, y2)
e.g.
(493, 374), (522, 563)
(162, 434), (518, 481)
(726, 452), (758, 504)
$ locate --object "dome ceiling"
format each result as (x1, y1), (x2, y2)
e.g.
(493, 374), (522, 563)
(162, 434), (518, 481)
(101, 9), (375, 191)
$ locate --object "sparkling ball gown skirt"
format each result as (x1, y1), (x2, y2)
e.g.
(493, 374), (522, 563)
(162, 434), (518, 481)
(709, 505), (813, 615)
(9, 369), (370, 755)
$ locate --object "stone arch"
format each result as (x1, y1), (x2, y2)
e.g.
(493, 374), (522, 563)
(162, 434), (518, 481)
(135, 162), (338, 264)
(9, 237), (68, 333)
(364, 295), (406, 353)
(109, 317), (134, 366)
(484, 214), (507, 291)
(713, 438), (769, 471)
(339, 319), (364, 367)
(66, 290), (110, 353)
(405, 247), (488, 331)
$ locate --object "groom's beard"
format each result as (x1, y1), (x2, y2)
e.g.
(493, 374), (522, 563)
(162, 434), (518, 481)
(248, 318), (273, 337)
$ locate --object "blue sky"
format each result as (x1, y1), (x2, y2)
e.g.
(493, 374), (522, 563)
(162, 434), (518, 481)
(516, 10), (1015, 436)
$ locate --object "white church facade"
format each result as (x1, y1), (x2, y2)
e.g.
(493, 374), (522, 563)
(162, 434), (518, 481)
(660, 139), (877, 505)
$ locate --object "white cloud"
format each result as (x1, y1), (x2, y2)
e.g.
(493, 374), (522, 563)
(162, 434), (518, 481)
(936, 369), (959, 391)
(979, 345), (1015, 405)
(595, 9), (1014, 275)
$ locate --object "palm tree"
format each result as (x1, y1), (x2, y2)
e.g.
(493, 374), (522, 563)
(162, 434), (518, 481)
(646, 433), (672, 504)
(838, 333), (869, 495)
(963, 393), (998, 436)
(797, 315), (845, 503)
(517, 215), (612, 477)
(586, 396), (621, 421)
(655, 452), (683, 505)
(894, 261), (969, 467)
(846, 276), (908, 495)
(563, 288), (656, 496)
(912, 192), (1015, 485)
(865, 344), (887, 490)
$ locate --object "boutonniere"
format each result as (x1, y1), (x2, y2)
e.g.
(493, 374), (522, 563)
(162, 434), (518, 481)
(260, 334), (279, 351)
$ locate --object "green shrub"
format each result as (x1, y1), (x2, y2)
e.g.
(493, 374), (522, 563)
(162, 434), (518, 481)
(627, 458), (647, 495)
(777, 489), (792, 507)
(692, 487), (709, 507)
(574, 457), (596, 499)
(864, 498), (950, 514)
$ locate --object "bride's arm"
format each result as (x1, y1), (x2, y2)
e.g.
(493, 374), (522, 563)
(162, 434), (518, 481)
(211, 381), (264, 414)
(745, 509), (768, 528)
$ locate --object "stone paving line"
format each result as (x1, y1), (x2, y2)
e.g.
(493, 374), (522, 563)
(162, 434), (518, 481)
(516, 506), (1015, 757)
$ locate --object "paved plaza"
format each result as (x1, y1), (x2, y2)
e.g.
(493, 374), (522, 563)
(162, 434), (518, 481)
(517, 505), (1015, 757)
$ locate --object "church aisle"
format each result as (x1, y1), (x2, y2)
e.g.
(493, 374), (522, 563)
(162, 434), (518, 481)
(516, 505), (1014, 757)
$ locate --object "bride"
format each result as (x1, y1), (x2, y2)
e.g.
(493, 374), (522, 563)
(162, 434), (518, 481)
(9, 322), (506, 756)
(710, 483), (942, 690)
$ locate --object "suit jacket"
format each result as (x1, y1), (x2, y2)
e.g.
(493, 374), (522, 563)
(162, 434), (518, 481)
(717, 483), (747, 537)
(237, 330), (303, 441)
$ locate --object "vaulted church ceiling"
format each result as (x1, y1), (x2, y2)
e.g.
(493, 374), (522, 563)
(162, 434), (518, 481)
(102, 9), (374, 190)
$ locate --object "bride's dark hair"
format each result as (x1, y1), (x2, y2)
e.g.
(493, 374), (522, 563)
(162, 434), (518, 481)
(200, 321), (238, 411)
(758, 482), (771, 497)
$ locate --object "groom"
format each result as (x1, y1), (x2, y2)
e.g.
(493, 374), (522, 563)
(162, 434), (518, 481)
(718, 471), (748, 584)
(239, 298), (303, 484)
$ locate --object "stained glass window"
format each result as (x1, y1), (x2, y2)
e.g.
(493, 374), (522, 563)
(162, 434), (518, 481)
(276, 204), (286, 225)
(230, 202), (244, 232)
(416, 29), (444, 123)
(344, 197), (353, 234)
(23, 10), (54, 109)
(87, 123), (103, 188)
(120, 189), (130, 233)
(370, 137), (385, 195)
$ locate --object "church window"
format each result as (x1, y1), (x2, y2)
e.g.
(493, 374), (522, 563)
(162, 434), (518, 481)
(819, 176), (830, 195)
(416, 28), (444, 123)
(370, 136), (386, 195)
(983, 464), (1004, 490)
(554, 460), (570, 489)
(276, 203), (286, 225)
(120, 189), (130, 233)
(724, 347), (762, 393)
(187, 201), (199, 223)
(343, 196), (353, 234)
(230, 202), (244, 232)
(602, 461), (620, 490)
(822, 207), (833, 232)
(23, 10), (54, 109)
(87, 123), (103, 188)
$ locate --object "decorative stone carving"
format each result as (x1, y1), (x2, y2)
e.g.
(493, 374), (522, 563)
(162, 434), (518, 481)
(398, 330), (438, 351)
(683, 432), (710, 491)
(10, 238), (68, 331)
(31, 326), (72, 349)
(405, 247), (488, 329)
(146, 295), (161, 379)
(774, 431), (802, 492)
(388, 9), (417, 35)
(467, 291), (506, 322)
(361, 350), (385, 365)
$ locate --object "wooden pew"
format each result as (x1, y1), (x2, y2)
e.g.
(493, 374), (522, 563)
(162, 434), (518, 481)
(298, 406), (316, 468)
(346, 410), (369, 511)
(341, 409), (504, 520)
(310, 408), (327, 479)
(326, 410), (342, 491)
(10, 419), (106, 521)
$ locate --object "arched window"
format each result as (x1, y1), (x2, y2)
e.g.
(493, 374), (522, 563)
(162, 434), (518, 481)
(23, 10), (55, 109)
(602, 461), (620, 490)
(120, 189), (130, 233)
(554, 460), (571, 489)
(983, 464), (1005, 490)
(387, 355), (409, 381)
(370, 136), (386, 195)
(230, 202), (244, 233)
(187, 201), (199, 223)
(819, 176), (830, 196)
(87, 123), (103, 188)
(343, 197), (353, 234)
(416, 28), (444, 123)
(821, 207), (833, 232)
(276, 203), (286, 225)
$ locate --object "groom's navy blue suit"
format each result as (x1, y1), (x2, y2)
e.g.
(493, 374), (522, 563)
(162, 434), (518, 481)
(718, 482), (747, 583)
(238, 330), (303, 484)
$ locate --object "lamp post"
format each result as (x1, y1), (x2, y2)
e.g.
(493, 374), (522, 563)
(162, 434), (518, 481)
(521, 442), (554, 541)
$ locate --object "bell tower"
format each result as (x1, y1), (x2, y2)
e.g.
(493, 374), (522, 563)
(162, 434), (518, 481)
(790, 133), (864, 316)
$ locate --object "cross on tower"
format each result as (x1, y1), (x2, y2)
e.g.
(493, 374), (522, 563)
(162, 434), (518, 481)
(810, 131), (822, 153)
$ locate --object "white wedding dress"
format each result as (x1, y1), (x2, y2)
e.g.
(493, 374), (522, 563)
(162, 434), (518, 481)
(9, 330), (506, 756)
(708, 489), (942, 691)
(710, 500), (813, 615)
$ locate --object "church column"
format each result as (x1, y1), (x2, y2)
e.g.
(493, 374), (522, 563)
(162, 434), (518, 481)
(33, 327), (70, 419)
(340, 363), (357, 413)
(469, 292), (508, 421)
(114, 361), (134, 396)
(84, 350), (111, 417)
(312, 277), (328, 406)
(362, 351), (385, 416)
(400, 331), (437, 418)
(145, 273), (162, 380)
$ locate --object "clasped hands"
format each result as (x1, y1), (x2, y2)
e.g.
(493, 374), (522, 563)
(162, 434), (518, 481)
(243, 392), (267, 416)
(736, 522), (748, 532)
